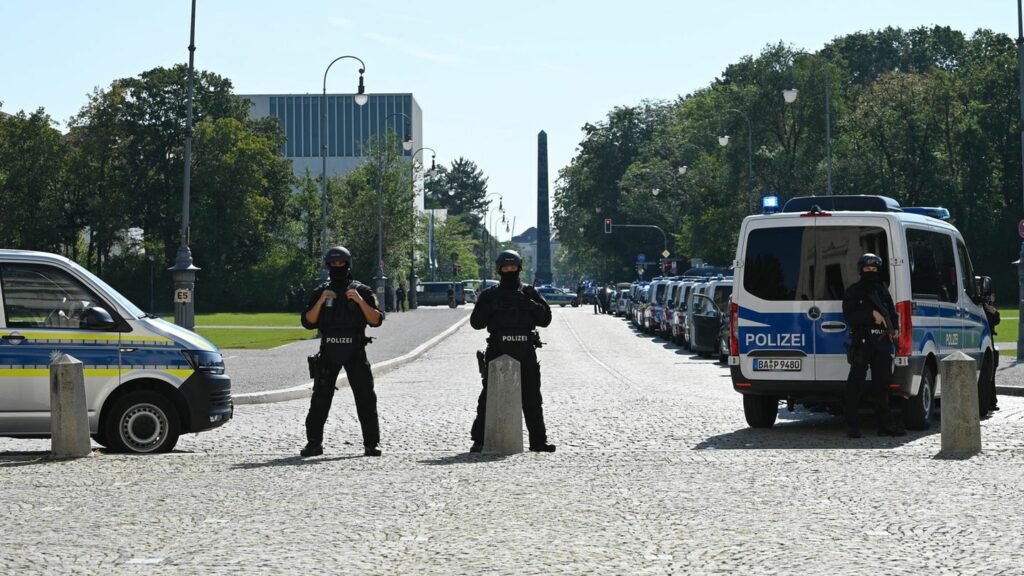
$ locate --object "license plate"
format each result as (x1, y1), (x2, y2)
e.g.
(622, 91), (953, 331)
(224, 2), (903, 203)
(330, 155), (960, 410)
(754, 359), (802, 371)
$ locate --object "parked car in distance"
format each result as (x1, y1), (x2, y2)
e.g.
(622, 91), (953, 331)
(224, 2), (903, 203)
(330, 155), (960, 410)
(465, 288), (477, 303)
(537, 285), (577, 307)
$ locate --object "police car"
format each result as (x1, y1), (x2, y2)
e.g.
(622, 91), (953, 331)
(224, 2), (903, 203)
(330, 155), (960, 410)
(729, 196), (996, 430)
(536, 285), (577, 307)
(0, 250), (232, 453)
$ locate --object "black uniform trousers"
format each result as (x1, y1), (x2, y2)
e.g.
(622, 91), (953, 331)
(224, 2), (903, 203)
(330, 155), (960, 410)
(844, 340), (896, 430)
(471, 345), (547, 446)
(305, 346), (380, 447)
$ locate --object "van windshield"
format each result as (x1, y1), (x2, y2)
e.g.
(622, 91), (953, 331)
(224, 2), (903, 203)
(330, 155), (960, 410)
(744, 225), (888, 301)
(68, 258), (147, 318)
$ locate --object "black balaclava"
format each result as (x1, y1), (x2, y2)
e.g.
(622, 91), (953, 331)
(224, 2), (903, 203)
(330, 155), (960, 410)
(499, 268), (520, 289)
(861, 269), (880, 284)
(329, 265), (352, 285)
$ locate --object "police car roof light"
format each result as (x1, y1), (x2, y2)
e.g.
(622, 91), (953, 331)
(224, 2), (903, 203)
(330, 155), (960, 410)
(902, 207), (951, 220)
(783, 195), (901, 213)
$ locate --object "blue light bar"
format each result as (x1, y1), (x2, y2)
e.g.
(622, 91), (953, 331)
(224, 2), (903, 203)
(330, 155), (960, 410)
(903, 207), (950, 220)
(762, 195), (780, 213)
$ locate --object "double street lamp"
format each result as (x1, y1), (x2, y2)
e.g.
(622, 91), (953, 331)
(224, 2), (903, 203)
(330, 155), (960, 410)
(376, 112), (414, 304)
(319, 55), (368, 281)
(782, 50), (833, 196)
(718, 108), (755, 215)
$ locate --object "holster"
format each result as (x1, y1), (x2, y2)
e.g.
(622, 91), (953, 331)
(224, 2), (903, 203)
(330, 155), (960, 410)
(476, 350), (487, 378)
(307, 352), (321, 379)
(530, 330), (544, 349)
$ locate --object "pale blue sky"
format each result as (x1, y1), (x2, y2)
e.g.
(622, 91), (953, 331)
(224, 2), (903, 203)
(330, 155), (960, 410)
(1, 1), (1015, 236)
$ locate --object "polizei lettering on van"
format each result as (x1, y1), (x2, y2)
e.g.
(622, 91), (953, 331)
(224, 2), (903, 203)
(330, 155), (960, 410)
(744, 333), (806, 348)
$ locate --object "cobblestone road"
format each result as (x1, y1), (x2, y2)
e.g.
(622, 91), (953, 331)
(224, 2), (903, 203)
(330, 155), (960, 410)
(2, 307), (1023, 574)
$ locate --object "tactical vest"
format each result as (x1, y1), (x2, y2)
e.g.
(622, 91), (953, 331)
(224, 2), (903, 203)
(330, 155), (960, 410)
(318, 280), (370, 363)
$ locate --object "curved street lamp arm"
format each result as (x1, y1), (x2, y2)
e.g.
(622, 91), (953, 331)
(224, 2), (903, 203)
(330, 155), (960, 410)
(323, 55), (366, 92)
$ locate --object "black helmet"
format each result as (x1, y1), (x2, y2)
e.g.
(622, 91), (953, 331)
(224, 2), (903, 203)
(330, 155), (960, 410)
(323, 246), (352, 267)
(857, 253), (883, 273)
(495, 250), (522, 272)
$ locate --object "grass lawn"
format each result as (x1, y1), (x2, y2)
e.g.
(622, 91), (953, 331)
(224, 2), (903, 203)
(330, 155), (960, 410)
(995, 318), (1018, 344)
(195, 312), (300, 327)
(196, 328), (313, 349)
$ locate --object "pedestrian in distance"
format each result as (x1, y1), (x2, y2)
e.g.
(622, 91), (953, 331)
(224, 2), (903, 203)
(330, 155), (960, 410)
(448, 283), (456, 308)
(396, 283), (407, 312)
(300, 246), (384, 457)
(842, 253), (906, 439)
(469, 250), (555, 453)
(593, 283), (602, 314)
(981, 286), (1000, 412)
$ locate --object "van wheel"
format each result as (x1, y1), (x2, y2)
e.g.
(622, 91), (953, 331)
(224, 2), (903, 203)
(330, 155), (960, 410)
(743, 395), (778, 428)
(104, 391), (180, 454)
(978, 353), (995, 418)
(904, 367), (935, 431)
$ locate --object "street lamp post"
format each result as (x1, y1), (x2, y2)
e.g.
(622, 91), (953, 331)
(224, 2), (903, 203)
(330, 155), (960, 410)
(783, 50), (833, 196)
(485, 203), (506, 278)
(718, 108), (755, 215)
(170, 0), (200, 330)
(677, 142), (703, 175)
(483, 194), (505, 279)
(1016, 0), (1024, 360)
(319, 55), (368, 282)
(376, 112), (414, 306)
(410, 147), (438, 302)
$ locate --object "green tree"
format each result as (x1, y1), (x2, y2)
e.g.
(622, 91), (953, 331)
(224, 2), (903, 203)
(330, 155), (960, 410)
(0, 108), (67, 252)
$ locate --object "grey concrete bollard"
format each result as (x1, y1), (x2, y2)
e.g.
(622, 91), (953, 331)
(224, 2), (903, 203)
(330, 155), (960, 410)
(939, 351), (981, 457)
(49, 353), (92, 458)
(482, 354), (524, 455)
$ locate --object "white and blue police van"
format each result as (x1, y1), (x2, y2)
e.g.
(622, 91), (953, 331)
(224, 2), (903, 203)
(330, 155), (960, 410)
(0, 250), (232, 453)
(728, 196), (996, 430)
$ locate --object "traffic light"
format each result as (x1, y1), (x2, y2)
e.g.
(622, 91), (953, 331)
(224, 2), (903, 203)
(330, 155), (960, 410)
(604, 218), (612, 234)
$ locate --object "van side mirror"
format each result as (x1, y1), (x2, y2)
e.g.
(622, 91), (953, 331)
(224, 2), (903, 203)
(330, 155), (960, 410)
(974, 275), (993, 300)
(81, 306), (117, 330)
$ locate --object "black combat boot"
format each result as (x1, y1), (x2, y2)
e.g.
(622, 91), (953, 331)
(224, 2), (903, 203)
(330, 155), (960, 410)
(469, 443), (482, 453)
(364, 445), (382, 457)
(300, 442), (323, 457)
(529, 443), (556, 453)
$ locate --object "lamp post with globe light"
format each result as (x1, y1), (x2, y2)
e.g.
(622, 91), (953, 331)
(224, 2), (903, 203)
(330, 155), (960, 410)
(717, 108), (755, 215)
(782, 50), (833, 196)
(374, 112), (414, 305)
(319, 55), (368, 282)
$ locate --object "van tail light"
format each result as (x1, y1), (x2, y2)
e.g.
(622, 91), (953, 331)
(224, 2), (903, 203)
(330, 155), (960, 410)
(730, 302), (739, 356)
(896, 300), (912, 357)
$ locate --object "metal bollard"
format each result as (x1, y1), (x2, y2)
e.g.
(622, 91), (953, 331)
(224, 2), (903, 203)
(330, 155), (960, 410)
(482, 354), (524, 455)
(49, 353), (92, 458)
(939, 351), (981, 457)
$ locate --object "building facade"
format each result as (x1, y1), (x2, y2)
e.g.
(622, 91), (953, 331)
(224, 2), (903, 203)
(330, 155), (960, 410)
(239, 93), (425, 209)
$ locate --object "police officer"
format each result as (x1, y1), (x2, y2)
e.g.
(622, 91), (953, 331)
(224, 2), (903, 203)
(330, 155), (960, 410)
(469, 250), (555, 453)
(300, 247), (384, 457)
(842, 253), (906, 439)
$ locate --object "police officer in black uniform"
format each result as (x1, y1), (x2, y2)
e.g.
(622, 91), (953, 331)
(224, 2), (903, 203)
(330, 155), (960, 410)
(842, 253), (906, 439)
(300, 247), (384, 457)
(469, 250), (555, 453)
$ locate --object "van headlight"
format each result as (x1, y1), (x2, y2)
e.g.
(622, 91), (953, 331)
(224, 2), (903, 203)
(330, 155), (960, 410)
(183, 350), (225, 375)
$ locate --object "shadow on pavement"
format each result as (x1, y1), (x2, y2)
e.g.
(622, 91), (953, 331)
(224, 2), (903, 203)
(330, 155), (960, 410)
(695, 415), (937, 450)
(0, 451), (52, 466)
(418, 453), (508, 466)
(231, 454), (362, 470)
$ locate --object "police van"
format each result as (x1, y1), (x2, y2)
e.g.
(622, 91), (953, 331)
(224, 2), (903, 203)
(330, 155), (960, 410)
(0, 250), (232, 453)
(728, 196), (996, 430)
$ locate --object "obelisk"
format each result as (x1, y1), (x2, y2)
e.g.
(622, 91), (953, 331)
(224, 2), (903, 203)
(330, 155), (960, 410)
(535, 130), (552, 285)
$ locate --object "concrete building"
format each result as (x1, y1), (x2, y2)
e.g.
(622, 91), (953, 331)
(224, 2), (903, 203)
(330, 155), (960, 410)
(239, 93), (426, 208)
